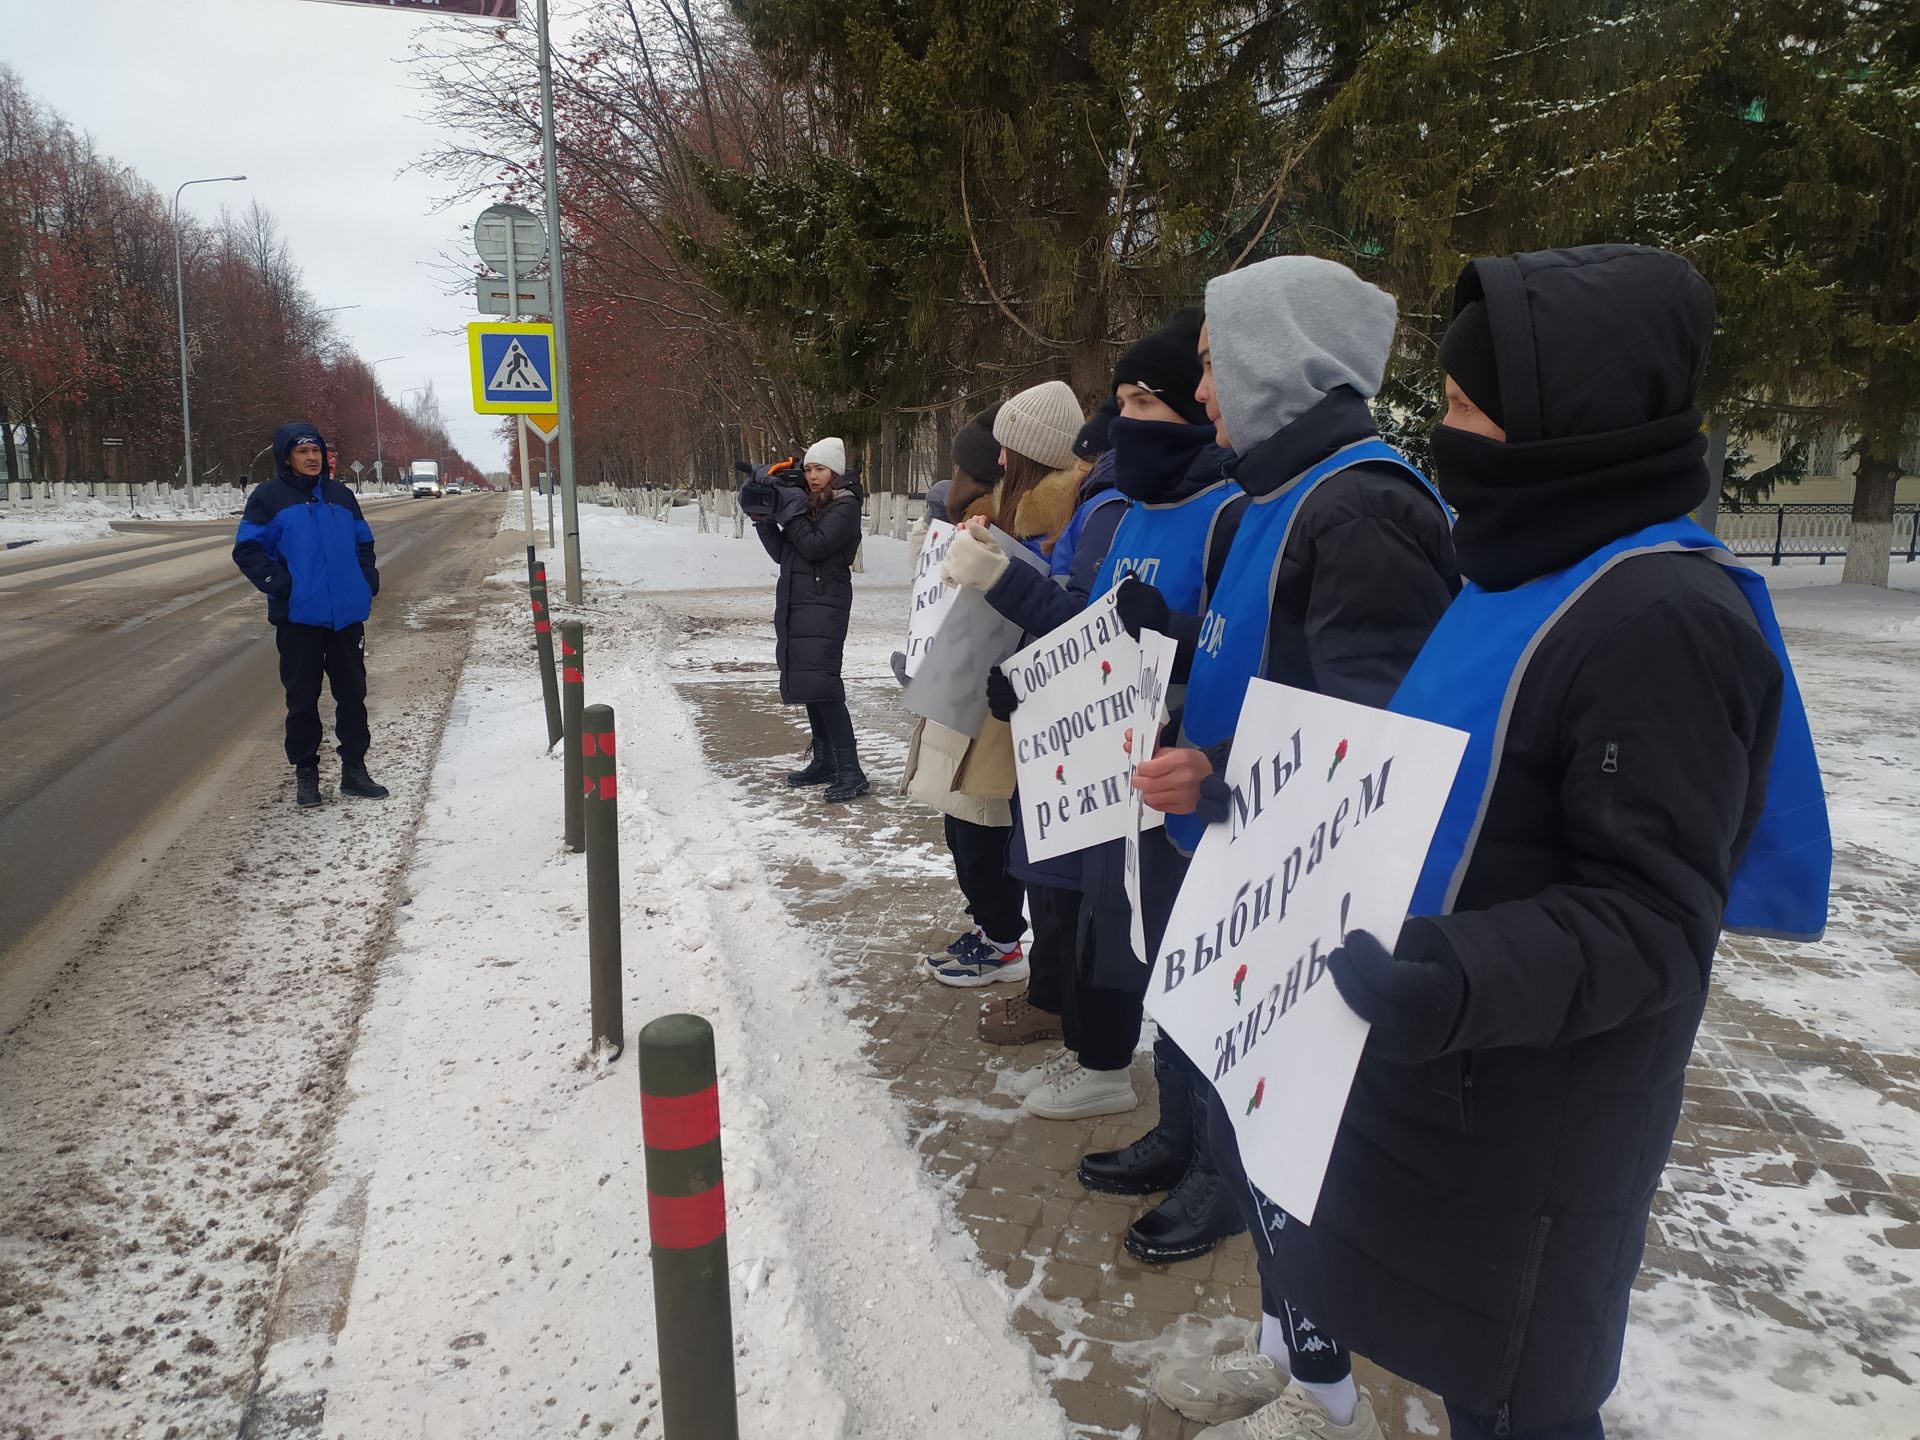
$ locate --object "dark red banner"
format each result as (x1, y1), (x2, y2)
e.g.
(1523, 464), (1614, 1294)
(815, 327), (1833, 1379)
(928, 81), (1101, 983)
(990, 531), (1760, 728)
(303, 0), (518, 16)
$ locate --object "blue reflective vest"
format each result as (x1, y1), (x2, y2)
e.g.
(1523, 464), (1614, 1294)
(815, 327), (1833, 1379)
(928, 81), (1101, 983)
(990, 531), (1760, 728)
(1090, 478), (1241, 610)
(1170, 440), (1438, 853)
(1390, 516), (1831, 940)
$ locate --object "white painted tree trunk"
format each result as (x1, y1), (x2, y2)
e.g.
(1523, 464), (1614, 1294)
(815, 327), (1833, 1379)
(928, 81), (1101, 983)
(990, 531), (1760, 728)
(1841, 518), (1892, 587)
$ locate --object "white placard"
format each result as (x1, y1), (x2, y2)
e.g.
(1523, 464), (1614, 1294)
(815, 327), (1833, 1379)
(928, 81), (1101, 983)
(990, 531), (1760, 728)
(1145, 679), (1466, 1223)
(903, 521), (957, 680)
(1005, 589), (1151, 862)
(1124, 626), (1180, 962)
(901, 527), (1049, 737)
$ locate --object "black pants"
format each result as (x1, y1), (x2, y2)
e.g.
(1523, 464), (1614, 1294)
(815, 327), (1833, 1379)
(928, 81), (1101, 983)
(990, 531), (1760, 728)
(1025, 884), (1079, 1024)
(1208, 1089), (1353, 1385)
(943, 815), (1025, 947)
(805, 700), (861, 773)
(1058, 917), (1144, 1070)
(276, 621), (369, 767)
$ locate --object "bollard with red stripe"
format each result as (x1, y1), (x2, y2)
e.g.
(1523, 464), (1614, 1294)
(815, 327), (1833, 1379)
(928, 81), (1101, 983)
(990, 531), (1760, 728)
(639, 1013), (739, 1440)
(528, 562), (564, 750)
(582, 703), (624, 1057)
(560, 620), (585, 854)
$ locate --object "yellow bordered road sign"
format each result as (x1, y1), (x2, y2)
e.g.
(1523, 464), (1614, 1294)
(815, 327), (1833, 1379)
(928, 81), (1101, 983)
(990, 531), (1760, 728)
(469, 322), (556, 414)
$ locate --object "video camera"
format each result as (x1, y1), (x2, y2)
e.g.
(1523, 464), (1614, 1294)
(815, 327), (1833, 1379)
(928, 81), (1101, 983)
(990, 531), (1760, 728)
(735, 455), (800, 519)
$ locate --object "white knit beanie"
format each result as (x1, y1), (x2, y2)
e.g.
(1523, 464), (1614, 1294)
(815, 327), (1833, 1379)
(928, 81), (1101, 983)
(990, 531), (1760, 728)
(992, 381), (1083, 471)
(803, 436), (847, 474)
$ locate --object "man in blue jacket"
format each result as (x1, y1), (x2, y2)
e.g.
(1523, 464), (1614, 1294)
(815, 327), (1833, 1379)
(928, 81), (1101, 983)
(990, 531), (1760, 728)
(233, 422), (389, 808)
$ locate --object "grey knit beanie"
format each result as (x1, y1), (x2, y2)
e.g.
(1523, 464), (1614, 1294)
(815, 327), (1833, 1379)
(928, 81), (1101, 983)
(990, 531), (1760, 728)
(992, 381), (1084, 471)
(1203, 256), (1398, 455)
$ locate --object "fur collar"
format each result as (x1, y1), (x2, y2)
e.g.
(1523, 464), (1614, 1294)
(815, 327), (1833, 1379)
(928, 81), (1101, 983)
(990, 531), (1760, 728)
(1002, 466), (1081, 552)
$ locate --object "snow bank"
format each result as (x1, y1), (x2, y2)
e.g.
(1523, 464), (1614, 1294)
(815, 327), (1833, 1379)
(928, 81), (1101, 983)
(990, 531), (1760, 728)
(273, 514), (1062, 1436)
(503, 498), (915, 592)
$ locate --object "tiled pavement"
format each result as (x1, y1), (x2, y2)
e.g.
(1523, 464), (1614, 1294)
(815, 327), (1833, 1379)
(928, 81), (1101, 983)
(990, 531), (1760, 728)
(661, 585), (1919, 1438)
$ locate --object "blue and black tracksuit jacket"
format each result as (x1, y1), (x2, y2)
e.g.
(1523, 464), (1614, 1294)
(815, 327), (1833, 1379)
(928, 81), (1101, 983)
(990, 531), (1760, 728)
(233, 423), (379, 629)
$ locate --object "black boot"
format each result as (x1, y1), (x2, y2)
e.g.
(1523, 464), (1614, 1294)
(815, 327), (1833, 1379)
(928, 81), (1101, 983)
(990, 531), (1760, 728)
(823, 745), (869, 803)
(786, 735), (833, 787)
(295, 764), (322, 808)
(1122, 1076), (1246, 1265)
(340, 759), (390, 800)
(1079, 1038), (1194, 1195)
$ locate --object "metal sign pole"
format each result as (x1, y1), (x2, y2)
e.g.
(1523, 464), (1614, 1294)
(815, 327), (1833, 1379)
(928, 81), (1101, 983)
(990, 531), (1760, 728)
(506, 219), (538, 548)
(537, 0), (583, 604)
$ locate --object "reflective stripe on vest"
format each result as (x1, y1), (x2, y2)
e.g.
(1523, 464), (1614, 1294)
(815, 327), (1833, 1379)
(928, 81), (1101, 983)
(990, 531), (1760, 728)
(1389, 516), (1830, 940)
(1169, 440), (1438, 854)
(1090, 477), (1241, 610)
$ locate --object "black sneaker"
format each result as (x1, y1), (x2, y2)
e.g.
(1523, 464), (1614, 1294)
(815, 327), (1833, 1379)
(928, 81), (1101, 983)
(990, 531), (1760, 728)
(295, 766), (322, 808)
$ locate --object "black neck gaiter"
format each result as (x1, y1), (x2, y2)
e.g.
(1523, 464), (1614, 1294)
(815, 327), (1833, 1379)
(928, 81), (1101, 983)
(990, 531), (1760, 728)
(1430, 408), (1711, 590)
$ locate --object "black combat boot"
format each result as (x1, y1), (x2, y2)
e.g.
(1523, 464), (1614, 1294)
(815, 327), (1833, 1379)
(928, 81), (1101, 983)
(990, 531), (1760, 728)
(1122, 1079), (1246, 1265)
(1079, 1039), (1194, 1195)
(340, 759), (390, 800)
(823, 745), (869, 803)
(295, 764), (323, 808)
(786, 735), (833, 786)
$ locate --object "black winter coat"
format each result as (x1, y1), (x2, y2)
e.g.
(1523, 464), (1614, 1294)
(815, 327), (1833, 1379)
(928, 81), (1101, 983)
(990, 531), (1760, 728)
(1268, 246), (1786, 1429)
(1233, 387), (1459, 708)
(751, 476), (862, 705)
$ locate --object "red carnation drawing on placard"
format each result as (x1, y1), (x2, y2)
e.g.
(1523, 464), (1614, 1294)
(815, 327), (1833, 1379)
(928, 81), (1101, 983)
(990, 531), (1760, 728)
(1100, 659), (1112, 683)
(1246, 1078), (1266, 1115)
(1232, 963), (1248, 1006)
(1055, 764), (1066, 783)
(1327, 738), (1349, 782)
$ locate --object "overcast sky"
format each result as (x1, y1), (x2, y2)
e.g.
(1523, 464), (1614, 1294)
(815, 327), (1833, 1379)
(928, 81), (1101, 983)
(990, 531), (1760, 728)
(1, 0), (531, 469)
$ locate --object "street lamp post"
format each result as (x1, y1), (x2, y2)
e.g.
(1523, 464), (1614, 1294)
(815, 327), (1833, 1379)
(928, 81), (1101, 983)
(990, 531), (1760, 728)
(172, 174), (245, 512)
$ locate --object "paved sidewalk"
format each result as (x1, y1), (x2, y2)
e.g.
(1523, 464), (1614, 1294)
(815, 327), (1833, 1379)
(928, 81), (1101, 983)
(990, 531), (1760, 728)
(663, 587), (1920, 1440)
(664, 591), (1443, 1439)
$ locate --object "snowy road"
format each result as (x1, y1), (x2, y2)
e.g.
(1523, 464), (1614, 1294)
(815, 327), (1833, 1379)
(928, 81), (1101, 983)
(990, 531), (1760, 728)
(0, 497), (480, 1000)
(0, 497), (520, 1439)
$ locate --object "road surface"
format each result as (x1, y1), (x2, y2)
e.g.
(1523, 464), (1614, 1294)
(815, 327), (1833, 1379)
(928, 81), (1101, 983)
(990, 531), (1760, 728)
(0, 496), (504, 981)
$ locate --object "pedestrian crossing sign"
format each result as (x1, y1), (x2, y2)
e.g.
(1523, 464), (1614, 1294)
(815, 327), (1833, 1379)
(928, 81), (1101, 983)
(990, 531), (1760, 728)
(468, 321), (557, 413)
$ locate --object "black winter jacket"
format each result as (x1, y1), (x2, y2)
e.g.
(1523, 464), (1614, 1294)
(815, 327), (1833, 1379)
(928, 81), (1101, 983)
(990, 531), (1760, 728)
(1269, 246), (1786, 1429)
(1231, 387), (1458, 707)
(750, 473), (862, 705)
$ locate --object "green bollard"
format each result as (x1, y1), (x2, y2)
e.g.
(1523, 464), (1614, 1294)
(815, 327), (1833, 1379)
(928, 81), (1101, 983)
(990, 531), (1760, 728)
(529, 561), (563, 750)
(639, 1014), (739, 1440)
(560, 621), (585, 854)
(582, 704), (624, 1057)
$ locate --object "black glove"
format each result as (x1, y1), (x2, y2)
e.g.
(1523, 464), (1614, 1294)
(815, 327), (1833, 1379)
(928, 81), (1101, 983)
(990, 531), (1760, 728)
(1326, 923), (1466, 1064)
(738, 479), (777, 518)
(985, 665), (1018, 721)
(1114, 576), (1170, 639)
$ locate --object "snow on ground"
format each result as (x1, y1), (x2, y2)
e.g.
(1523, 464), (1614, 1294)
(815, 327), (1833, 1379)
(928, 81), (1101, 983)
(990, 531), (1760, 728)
(260, 502), (1062, 1437)
(1, 492), (413, 552)
(0, 513), (118, 547)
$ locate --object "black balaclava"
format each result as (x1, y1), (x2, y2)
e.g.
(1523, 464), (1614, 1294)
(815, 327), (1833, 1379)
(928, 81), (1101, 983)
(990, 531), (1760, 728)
(1437, 300), (1503, 428)
(1429, 245), (1715, 590)
(1112, 307), (1210, 426)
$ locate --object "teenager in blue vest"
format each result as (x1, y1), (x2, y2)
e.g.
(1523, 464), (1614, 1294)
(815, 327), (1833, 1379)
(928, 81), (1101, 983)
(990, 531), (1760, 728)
(1226, 245), (1827, 1440)
(1130, 260), (1458, 1440)
(949, 313), (1253, 1262)
(232, 423), (388, 809)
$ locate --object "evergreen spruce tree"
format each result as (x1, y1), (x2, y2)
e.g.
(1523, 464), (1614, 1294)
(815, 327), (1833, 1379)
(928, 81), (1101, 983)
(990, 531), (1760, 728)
(1684, 0), (1919, 585)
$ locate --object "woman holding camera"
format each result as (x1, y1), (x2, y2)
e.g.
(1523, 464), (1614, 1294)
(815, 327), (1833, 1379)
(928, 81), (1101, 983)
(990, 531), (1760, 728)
(739, 437), (869, 802)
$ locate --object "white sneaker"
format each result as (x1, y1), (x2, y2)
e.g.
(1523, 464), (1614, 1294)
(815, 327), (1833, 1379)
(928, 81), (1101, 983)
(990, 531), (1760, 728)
(1197, 1384), (1381, 1440)
(1155, 1326), (1288, 1422)
(1006, 1048), (1077, 1100)
(1023, 1063), (1137, 1120)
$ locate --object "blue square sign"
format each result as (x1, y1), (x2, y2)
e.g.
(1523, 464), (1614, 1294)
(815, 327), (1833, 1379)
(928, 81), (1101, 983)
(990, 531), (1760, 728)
(468, 322), (556, 413)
